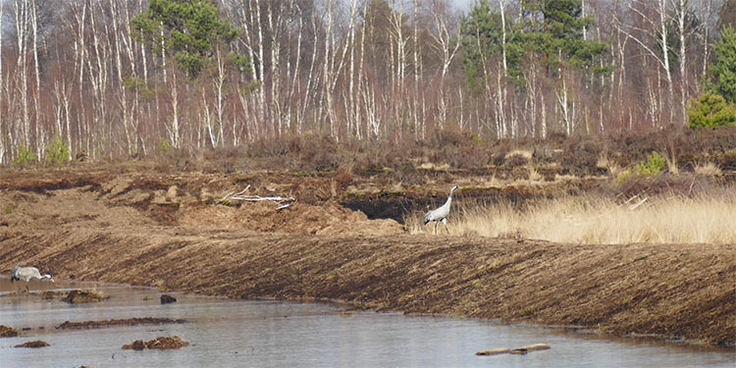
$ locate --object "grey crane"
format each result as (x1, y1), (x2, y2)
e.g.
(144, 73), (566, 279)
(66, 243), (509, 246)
(10, 266), (54, 291)
(424, 185), (459, 234)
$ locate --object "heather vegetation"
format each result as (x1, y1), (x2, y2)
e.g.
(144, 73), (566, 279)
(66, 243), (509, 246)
(0, 0), (733, 165)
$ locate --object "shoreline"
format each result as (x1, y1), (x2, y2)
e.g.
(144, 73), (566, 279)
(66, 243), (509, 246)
(1, 227), (733, 347)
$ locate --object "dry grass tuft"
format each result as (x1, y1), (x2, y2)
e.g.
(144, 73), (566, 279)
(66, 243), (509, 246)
(410, 189), (736, 244)
(694, 162), (723, 177)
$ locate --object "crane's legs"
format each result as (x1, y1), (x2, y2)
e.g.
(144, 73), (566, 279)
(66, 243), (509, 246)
(442, 218), (450, 234)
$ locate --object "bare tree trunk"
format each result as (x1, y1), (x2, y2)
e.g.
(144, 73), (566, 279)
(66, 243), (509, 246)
(323, 0), (334, 136)
(0, 0), (5, 163)
(348, 0), (358, 137)
(658, 0), (674, 123)
(356, 0), (368, 139)
(499, 0), (508, 75)
(138, 0), (148, 85)
(675, 0), (688, 125)
(389, 0), (408, 139)
(700, 0), (714, 79)
(216, 49), (226, 146)
(618, 0), (675, 126)
(412, 0), (421, 139)
(429, 2), (460, 130)
(254, 0), (266, 136)
(15, 0), (30, 149)
(287, 2), (303, 137)
(72, 1), (88, 155)
(541, 90), (547, 139)
(31, 0), (43, 156)
(267, 2), (283, 136)
(169, 71), (180, 148)
(110, 0), (132, 155)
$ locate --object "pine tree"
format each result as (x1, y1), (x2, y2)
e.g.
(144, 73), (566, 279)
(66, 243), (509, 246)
(706, 26), (736, 104)
(132, 0), (244, 78)
(460, 0), (609, 90)
(521, 0), (608, 74)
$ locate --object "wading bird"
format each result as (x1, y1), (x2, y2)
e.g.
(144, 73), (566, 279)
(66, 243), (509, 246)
(10, 266), (54, 292)
(424, 185), (459, 234)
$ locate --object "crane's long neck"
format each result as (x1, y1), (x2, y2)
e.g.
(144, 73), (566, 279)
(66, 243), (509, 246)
(443, 191), (454, 207)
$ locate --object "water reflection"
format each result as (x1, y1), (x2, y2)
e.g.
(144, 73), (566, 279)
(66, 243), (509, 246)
(0, 278), (733, 368)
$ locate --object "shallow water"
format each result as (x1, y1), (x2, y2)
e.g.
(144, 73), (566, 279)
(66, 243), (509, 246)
(0, 279), (733, 368)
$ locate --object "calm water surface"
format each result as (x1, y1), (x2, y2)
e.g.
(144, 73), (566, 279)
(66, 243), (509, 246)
(0, 279), (733, 367)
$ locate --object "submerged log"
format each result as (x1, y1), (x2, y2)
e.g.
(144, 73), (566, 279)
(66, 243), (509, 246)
(476, 343), (550, 356)
(475, 348), (510, 356)
(517, 343), (551, 351)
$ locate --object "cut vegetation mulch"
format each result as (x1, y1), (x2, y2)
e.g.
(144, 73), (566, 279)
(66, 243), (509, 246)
(122, 336), (189, 350)
(56, 317), (188, 330)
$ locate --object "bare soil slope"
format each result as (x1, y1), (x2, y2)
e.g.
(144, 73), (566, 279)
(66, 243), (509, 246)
(0, 166), (733, 346)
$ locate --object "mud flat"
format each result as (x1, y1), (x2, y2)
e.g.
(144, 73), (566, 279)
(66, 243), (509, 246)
(0, 168), (734, 346)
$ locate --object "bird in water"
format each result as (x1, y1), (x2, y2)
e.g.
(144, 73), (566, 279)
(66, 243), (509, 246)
(10, 266), (54, 292)
(424, 185), (459, 234)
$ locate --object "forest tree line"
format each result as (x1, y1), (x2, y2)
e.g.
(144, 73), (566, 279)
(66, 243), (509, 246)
(0, 0), (733, 164)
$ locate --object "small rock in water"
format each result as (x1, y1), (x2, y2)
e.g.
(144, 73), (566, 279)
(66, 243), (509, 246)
(62, 289), (109, 304)
(123, 336), (189, 350)
(123, 339), (146, 351)
(14, 340), (50, 348)
(0, 325), (19, 338)
(160, 294), (177, 304)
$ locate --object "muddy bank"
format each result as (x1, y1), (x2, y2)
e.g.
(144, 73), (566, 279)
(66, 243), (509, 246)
(0, 167), (734, 346)
(0, 227), (733, 346)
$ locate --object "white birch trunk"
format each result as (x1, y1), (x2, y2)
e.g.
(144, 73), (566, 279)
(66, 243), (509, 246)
(658, 0), (674, 122)
(170, 71), (180, 148)
(31, 0), (42, 156)
(675, 0), (688, 125)
(0, 0), (4, 163)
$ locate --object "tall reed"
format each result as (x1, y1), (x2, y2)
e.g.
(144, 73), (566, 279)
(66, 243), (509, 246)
(410, 190), (736, 245)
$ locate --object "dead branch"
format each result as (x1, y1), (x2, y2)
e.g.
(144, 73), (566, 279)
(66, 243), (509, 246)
(219, 185), (295, 209)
